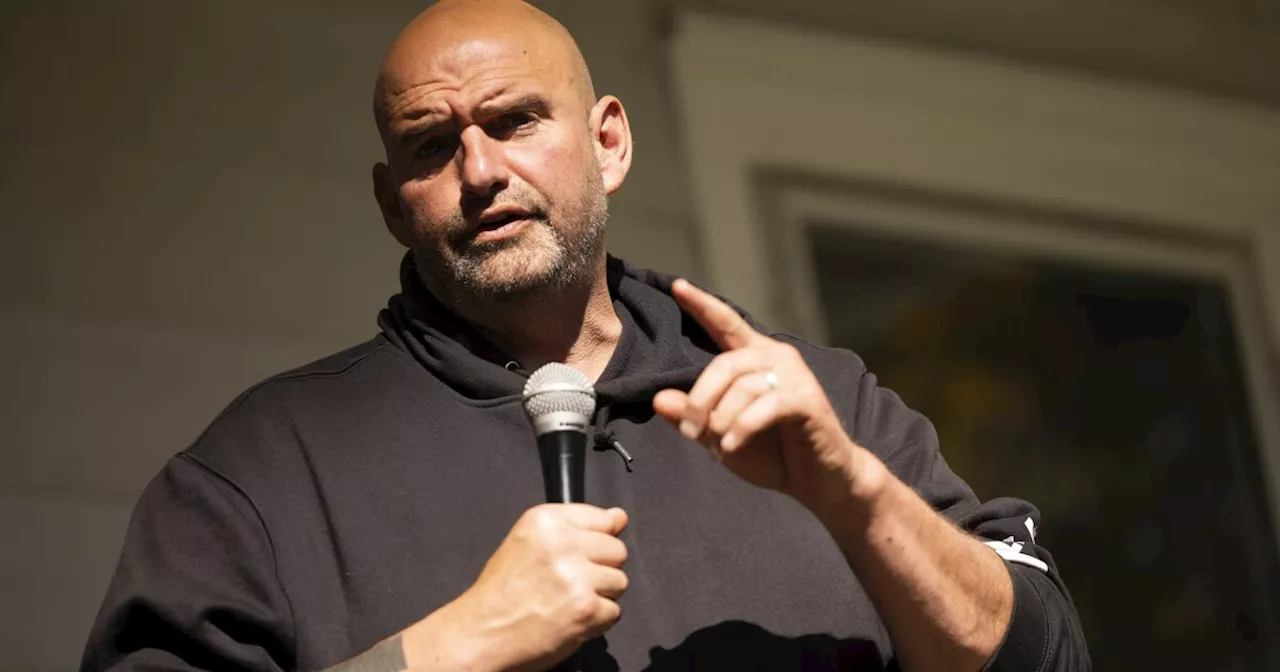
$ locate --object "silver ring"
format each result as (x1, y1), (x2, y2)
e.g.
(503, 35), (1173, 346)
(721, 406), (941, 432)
(761, 370), (779, 391)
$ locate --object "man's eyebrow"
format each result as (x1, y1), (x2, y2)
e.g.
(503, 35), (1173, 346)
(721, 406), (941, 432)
(475, 95), (551, 117)
(387, 95), (450, 137)
(390, 95), (550, 142)
(392, 114), (451, 144)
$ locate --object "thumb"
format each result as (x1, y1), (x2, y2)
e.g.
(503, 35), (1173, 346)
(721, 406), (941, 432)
(653, 389), (689, 426)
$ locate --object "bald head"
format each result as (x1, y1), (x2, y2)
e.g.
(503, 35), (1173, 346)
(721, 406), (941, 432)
(368, 0), (632, 308)
(374, 0), (596, 141)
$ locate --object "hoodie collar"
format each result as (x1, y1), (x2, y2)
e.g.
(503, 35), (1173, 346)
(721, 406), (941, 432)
(377, 253), (719, 406)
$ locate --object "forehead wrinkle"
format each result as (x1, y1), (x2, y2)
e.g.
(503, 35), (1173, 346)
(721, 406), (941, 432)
(386, 73), (521, 128)
(386, 85), (448, 124)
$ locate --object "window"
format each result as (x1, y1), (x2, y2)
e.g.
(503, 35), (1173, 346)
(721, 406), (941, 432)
(808, 225), (1279, 669)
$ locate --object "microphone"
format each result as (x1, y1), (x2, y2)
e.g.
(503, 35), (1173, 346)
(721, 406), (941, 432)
(522, 363), (596, 503)
(523, 365), (604, 672)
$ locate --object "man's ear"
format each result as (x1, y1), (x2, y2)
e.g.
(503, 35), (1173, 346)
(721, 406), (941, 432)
(590, 95), (632, 195)
(372, 162), (413, 248)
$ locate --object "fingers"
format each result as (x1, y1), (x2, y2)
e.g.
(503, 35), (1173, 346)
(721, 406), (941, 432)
(682, 349), (771, 439)
(523, 505), (628, 567)
(720, 391), (783, 452)
(655, 365), (790, 455)
(602, 507), (628, 536)
(585, 564), (629, 601)
(671, 279), (765, 351)
(652, 388), (689, 425)
(654, 366), (775, 451)
(580, 593), (622, 639)
(582, 532), (628, 569)
(706, 372), (774, 440)
(545, 503), (628, 536)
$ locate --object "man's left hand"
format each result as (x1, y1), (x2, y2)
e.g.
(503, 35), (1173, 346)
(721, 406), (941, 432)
(653, 279), (883, 516)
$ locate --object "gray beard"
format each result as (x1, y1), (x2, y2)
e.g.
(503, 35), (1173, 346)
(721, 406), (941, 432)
(414, 203), (609, 309)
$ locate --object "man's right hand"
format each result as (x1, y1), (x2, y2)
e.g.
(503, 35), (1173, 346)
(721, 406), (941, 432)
(402, 504), (630, 671)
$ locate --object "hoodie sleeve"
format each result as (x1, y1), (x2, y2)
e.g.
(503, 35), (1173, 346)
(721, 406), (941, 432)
(798, 340), (1091, 672)
(80, 453), (294, 671)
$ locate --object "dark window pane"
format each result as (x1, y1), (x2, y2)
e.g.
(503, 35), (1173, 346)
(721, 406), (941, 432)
(808, 223), (1280, 670)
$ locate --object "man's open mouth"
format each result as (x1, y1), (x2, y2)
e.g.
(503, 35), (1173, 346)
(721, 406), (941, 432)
(477, 212), (530, 231)
(469, 209), (538, 243)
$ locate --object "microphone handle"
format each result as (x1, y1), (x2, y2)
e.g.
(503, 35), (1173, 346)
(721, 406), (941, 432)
(537, 430), (586, 503)
(536, 430), (594, 672)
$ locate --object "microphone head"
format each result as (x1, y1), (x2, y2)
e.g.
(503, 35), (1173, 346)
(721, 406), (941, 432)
(522, 363), (596, 434)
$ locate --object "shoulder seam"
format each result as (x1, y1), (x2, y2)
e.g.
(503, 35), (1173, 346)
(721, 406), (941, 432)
(176, 452), (299, 655)
(189, 341), (391, 447)
(257, 340), (389, 385)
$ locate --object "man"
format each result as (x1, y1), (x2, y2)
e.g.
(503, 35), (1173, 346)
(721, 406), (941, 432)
(82, 0), (1090, 670)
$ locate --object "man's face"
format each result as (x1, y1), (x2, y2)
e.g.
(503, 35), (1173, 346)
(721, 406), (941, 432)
(376, 37), (609, 301)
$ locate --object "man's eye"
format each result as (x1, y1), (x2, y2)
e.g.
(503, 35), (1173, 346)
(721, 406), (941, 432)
(493, 113), (536, 134)
(416, 136), (456, 159)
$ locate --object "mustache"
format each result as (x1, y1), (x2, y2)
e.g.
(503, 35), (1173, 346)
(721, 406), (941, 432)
(459, 189), (546, 222)
(446, 194), (549, 248)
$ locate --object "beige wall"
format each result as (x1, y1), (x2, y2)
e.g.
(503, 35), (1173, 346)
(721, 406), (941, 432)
(0, 1), (696, 668)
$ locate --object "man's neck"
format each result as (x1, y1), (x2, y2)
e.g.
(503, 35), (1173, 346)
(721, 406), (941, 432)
(438, 263), (622, 383)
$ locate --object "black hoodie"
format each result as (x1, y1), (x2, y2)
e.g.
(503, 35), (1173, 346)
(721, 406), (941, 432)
(81, 256), (1090, 671)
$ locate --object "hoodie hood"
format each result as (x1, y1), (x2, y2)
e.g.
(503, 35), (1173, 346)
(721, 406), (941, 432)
(377, 253), (724, 409)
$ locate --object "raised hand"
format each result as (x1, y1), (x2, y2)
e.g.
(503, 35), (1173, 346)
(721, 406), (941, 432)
(653, 280), (877, 516)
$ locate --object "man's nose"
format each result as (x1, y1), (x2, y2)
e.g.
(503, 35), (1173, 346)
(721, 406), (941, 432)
(457, 126), (509, 197)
